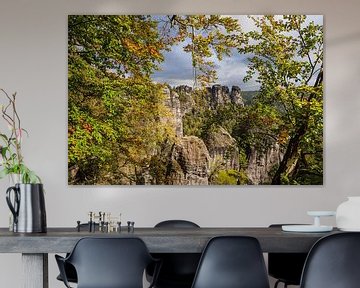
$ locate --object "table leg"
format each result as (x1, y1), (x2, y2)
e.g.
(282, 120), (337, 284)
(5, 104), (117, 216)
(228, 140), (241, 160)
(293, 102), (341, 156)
(22, 253), (48, 288)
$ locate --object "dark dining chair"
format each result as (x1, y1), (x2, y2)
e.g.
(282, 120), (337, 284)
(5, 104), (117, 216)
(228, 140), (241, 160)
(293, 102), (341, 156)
(56, 262), (77, 284)
(56, 223), (99, 284)
(300, 232), (360, 288)
(55, 237), (160, 288)
(147, 220), (201, 288)
(191, 236), (270, 288)
(268, 224), (308, 288)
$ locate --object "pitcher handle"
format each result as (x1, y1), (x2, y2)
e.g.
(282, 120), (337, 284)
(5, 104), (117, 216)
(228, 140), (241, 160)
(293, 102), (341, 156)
(6, 186), (20, 224)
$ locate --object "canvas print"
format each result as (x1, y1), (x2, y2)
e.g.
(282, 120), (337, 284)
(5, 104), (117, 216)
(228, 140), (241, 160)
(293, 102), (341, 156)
(68, 15), (323, 185)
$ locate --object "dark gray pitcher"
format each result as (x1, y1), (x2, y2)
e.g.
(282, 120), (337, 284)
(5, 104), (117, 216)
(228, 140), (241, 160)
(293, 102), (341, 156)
(6, 183), (47, 233)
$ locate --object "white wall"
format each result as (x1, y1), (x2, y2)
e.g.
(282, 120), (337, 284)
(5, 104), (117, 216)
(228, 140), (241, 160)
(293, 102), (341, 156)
(0, 0), (360, 287)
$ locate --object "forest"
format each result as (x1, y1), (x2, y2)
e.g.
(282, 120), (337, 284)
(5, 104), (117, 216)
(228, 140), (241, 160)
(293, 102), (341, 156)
(68, 15), (323, 185)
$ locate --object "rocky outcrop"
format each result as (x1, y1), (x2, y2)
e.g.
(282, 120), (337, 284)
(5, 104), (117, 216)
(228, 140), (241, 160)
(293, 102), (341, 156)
(161, 84), (286, 185)
(174, 85), (194, 115)
(167, 136), (210, 185)
(246, 143), (283, 184)
(230, 86), (244, 106)
(205, 126), (239, 171)
(206, 85), (244, 108)
(163, 85), (245, 138)
(207, 85), (230, 107)
(163, 86), (183, 137)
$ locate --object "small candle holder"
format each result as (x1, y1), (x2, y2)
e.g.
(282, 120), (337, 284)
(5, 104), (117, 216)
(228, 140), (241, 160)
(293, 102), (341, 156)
(307, 211), (336, 227)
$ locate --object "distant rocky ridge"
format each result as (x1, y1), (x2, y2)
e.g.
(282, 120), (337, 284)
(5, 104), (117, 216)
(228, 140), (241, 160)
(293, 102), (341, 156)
(165, 85), (244, 137)
(206, 85), (244, 108)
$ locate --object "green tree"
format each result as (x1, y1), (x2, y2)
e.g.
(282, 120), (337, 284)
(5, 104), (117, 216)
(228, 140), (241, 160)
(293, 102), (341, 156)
(238, 15), (323, 184)
(68, 15), (173, 184)
(68, 15), (245, 185)
(159, 15), (241, 86)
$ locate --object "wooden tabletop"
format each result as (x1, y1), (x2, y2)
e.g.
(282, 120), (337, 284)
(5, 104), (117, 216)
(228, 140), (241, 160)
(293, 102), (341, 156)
(0, 227), (340, 253)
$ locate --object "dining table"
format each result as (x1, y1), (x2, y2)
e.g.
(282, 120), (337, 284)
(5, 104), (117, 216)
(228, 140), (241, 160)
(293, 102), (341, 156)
(0, 226), (340, 288)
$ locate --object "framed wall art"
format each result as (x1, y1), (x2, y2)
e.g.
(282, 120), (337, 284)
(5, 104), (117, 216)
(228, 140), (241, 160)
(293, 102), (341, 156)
(68, 15), (323, 185)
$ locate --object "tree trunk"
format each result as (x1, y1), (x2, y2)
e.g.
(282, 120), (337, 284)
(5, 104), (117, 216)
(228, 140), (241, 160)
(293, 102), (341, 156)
(271, 67), (323, 185)
(271, 124), (306, 184)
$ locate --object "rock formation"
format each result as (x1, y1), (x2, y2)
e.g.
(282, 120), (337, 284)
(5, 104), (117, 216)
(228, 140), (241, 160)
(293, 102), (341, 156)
(167, 136), (210, 185)
(160, 84), (282, 185)
(163, 85), (245, 138)
(174, 85), (194, 115)
(205, 126), (239, 171)
(163, 86), (183, 137)
(230, 86), (244, 106)
(206, 85), (244, 108)
(246, 143), (283, 184)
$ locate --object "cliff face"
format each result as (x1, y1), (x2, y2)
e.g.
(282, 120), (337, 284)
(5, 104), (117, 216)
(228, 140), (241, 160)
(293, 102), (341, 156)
(163, 87), (184, 137)
(207, 85), (244, 108)
(167, 85), (244, 137)
(205, 126), (239, 171)
(167, 136), (210, 185)
(247, 143), (283, 185)
(157, 85), (281, 185)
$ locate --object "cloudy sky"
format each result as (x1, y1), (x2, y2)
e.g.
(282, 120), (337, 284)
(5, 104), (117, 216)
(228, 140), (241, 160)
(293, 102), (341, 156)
(152, 15), (323, 91)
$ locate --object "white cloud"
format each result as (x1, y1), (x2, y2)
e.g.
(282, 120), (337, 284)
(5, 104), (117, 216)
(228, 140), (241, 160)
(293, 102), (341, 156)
(152, 15), (322, 91)
(152, 44), (194, 86)
(214, 54), (259, 90)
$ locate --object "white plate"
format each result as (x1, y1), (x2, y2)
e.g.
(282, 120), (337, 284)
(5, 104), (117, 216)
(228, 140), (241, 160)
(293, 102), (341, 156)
(282, 225), (333, 232)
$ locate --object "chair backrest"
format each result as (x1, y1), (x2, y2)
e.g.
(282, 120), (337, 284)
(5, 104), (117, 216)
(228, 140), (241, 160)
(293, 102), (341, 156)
(300, 232), (360, 288)
(155, 219), (200, 228)
(151, 220), (201, 287)
(191, 236), (270, 288)
(66, 237), (154, 288)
